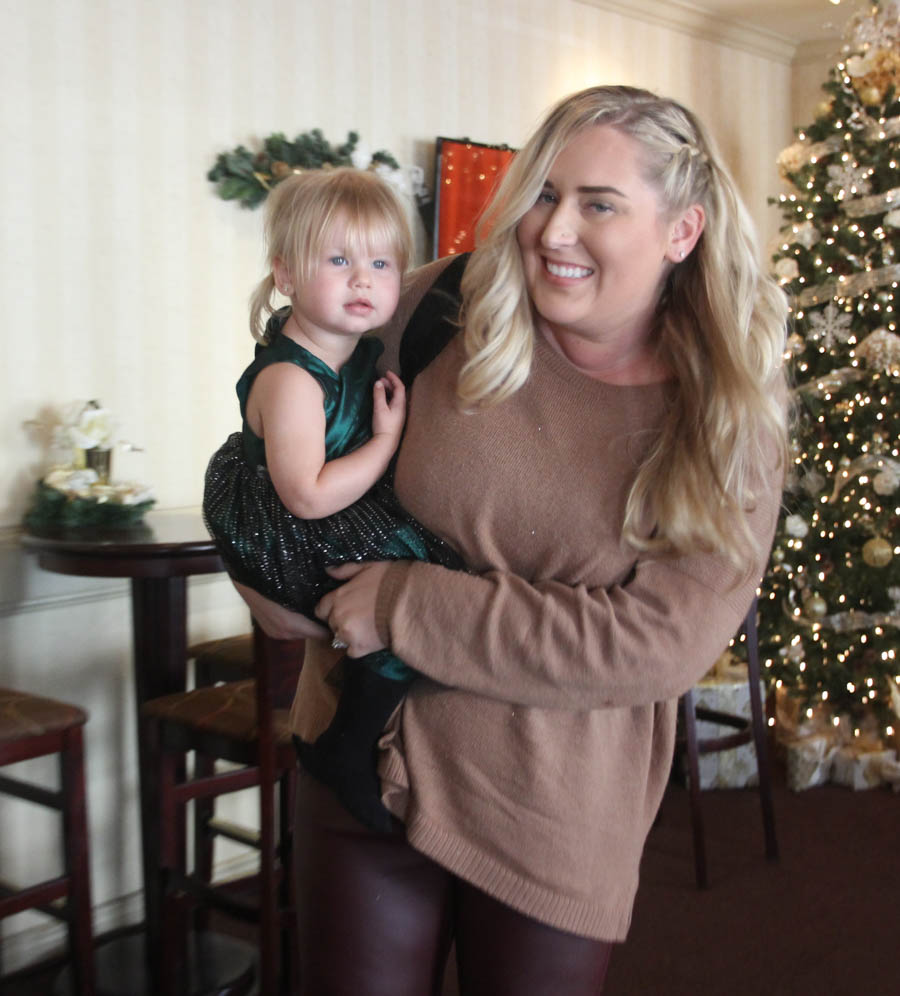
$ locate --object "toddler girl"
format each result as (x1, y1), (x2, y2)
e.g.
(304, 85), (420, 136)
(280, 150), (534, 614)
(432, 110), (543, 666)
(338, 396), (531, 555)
(203, 168), (462, 831)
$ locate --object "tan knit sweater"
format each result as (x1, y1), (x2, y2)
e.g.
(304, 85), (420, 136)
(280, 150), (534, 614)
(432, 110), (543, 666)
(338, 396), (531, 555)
(290, 258), (781, 941)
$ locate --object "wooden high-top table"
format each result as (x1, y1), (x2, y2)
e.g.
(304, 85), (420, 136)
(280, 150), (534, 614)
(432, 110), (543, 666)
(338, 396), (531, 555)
(23, 509), (254, 996)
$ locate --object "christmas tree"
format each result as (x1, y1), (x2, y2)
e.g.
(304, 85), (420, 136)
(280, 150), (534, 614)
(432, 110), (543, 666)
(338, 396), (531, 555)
(760, 0), (900, 746)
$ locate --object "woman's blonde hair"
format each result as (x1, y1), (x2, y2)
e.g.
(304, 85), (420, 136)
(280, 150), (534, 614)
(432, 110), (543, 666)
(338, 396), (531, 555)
(249, 168), (412, 342)
(459, 84), (789, 569)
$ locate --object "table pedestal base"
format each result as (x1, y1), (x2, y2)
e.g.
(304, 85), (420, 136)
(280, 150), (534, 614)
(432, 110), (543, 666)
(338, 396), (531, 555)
(53, 929), (256, 996)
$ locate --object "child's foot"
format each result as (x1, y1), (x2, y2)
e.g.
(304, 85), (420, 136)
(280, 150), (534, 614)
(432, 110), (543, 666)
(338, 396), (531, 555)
(297, 665), (409, 833)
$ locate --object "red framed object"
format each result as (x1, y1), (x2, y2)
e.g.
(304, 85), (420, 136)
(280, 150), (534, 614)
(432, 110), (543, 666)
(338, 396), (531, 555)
(433, 137), (516, 259)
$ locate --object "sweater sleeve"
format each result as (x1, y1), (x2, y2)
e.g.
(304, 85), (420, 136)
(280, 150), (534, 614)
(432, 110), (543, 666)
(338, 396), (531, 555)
(374, 474), (781, 711)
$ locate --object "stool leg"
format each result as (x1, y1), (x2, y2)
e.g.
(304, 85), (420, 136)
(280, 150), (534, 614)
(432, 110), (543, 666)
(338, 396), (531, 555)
(745, 607), (779, 862)
(193, 755), (216, 878)
(278, 767), (296, 992)
(60, 725), (95, 996)
(681, 690), (708, 889)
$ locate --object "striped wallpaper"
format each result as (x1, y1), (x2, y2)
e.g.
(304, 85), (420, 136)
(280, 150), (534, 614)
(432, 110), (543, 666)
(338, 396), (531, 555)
(2, 0), (796, 526)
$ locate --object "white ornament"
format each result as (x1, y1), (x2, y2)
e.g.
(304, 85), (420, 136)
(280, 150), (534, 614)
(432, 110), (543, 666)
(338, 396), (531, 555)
(845, 54), (874, 78)
(350, 143), (373, 170)
(785, 514), (810, 538)
(794, 221), (821, 249)
(873, 465), (900, 496)
(774, 258), (799, 282)
(801, 470), (826, 496)
(856, 328), (900, 372)
(808, 302), (853, 348)
(885, 207), (900, 229)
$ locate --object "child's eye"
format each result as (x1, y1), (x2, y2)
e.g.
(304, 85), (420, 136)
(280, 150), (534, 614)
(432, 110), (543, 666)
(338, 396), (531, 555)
(372, 259), (390, 270)
(329, 255), (348, 266)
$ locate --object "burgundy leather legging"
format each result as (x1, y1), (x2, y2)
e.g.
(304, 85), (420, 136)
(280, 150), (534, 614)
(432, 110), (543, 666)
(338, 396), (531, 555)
(293, 770), (613, 996)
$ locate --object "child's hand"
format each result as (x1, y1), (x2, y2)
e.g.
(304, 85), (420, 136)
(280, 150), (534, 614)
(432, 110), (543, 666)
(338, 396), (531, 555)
(371, 370), (406, 444)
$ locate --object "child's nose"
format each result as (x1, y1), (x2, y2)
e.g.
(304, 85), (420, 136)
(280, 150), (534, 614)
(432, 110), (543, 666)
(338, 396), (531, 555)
(350, 265), (372, 287)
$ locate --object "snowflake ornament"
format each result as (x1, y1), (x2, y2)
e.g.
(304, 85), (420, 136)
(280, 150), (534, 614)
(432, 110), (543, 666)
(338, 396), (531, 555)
(807, 302), (853, 348)
(826, 162), (872, 198)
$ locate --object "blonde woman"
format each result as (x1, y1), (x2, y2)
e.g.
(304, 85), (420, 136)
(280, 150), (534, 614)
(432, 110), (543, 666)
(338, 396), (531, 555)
(238, 85), (788, 994)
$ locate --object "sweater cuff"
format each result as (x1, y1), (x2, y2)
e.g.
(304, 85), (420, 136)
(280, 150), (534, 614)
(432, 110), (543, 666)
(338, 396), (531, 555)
(374, 560), (415, 647)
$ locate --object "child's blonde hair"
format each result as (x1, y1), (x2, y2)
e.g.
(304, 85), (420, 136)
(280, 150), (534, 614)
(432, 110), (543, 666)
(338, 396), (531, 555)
(249, 168), (412, 343)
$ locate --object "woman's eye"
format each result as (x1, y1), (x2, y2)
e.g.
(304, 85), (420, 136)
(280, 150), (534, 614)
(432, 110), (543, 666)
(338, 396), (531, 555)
(588, 201), (613, 214)
(537, 190), (557, 205)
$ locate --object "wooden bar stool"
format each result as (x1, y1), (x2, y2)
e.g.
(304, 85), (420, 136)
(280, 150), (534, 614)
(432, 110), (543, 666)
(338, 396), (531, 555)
(0, 687), (94, 995)
(677, 597), (779, 888)
(142, 624), (304, 996)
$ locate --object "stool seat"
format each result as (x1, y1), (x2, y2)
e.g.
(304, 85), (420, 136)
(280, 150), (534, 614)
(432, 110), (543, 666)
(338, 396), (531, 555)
(0, 687), (87, 742)
(142, 680), (294, 745)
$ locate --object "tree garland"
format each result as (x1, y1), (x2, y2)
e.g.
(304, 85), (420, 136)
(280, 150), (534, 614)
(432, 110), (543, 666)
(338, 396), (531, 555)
(207, 128), (402, 209)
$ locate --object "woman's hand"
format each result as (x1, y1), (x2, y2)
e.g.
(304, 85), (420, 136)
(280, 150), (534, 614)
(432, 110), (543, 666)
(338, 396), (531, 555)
(231, 580), (330, 641)
(315, 561), (394, 657)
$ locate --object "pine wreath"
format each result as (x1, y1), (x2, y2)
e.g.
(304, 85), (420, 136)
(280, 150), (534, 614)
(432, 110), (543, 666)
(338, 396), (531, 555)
(207, 129), (401, 209)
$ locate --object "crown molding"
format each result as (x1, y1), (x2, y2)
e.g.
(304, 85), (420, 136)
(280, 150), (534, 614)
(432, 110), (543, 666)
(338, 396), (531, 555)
(575, 0), (800, 63)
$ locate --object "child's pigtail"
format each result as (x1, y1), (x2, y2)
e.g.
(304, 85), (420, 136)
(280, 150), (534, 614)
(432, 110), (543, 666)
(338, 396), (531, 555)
(249, 272), (280, 344)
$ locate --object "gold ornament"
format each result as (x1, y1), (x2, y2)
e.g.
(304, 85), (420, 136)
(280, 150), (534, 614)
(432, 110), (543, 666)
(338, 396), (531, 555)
(803, 593), (828, 618)
(860, 85), (884, 106)
(862, 537), (893, 568)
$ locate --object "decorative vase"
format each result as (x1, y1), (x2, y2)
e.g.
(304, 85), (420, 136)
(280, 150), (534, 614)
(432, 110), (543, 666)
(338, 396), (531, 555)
(86, 447), (112, 484)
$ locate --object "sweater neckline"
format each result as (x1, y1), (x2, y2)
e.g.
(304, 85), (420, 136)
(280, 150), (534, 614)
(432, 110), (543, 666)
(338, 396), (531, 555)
(533, 329), (670, 398)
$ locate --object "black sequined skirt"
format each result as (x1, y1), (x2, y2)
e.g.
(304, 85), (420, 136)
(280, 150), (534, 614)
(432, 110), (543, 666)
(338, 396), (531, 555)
(202, 432), (462, 620)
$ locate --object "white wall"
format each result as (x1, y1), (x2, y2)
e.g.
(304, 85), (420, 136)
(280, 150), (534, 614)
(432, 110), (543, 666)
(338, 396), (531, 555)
(0, 0), (797, 970)
(792, 36), (846, 128)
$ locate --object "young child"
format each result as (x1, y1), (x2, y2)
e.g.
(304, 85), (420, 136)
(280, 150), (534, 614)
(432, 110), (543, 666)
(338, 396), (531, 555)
(203, 168), (463, 831)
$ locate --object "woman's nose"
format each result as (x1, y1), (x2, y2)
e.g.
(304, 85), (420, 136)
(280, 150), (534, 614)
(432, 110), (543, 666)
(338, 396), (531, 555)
(540, 206), (578, 249)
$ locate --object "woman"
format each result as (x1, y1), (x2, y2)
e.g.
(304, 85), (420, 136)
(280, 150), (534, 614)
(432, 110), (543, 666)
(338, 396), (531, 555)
(238, 84), (788, 994)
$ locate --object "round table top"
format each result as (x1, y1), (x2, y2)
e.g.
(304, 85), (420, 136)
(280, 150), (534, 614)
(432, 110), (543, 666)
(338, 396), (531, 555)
(21, 509), (224, 579)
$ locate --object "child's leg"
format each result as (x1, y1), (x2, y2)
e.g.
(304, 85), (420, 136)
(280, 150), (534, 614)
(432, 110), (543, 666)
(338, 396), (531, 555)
(297, 660), (411, 833)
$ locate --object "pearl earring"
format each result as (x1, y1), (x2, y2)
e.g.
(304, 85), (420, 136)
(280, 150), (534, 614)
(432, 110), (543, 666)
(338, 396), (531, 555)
(678, 250), (685, 260)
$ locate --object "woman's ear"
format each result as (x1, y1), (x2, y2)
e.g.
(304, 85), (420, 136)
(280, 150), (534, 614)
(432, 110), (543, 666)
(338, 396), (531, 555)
(666, 204), (705, 263)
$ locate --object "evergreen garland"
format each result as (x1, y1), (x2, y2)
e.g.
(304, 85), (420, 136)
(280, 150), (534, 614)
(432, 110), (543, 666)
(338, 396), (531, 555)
(207, 129), (401, 209)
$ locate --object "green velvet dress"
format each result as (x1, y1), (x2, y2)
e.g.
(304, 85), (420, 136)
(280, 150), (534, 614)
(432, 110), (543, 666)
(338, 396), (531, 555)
(203, 310), (462, 683)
